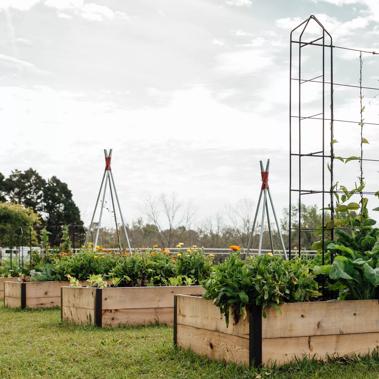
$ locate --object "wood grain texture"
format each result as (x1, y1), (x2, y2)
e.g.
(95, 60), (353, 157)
(262, 332), (379, 366)
(62, 286), (203, 327)
(61, 287), (96, 324)
(176, 295), (379, 367)
(4, 295), (21, 308)
(102, 307), (173, 327)
(176, 294), (248, 338)
(5, 281), (70, 309)
(177, 324), (249, 366)
(102, 286), (204, 310)
(263, 300), (379, 339)
(0, 278), (18, 300)
(24, 281), (68, 299)
(4, 281), (21, 299)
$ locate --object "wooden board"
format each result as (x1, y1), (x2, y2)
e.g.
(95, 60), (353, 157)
(4, 281), (69, 309)
(61, 287), (96, 325)
(25, 281), (67, 298)
(4, 281), (21, 299)
(4, 281), (22, 308)
(175, 295), (379, 367)
(176, 294), (248, 338)
(0, 278), (18, 300)
(62, 305), (95, 325)
(263, 299), (379, 339)
(177, 324), (249, 366)
(4, 296), (21, 308)
(62, 286), (203, 327)
(262, 332), (379, 366)
(102, 307), (173, 327)
(62, 287), (96, 309)
(102, 286), (204, 310)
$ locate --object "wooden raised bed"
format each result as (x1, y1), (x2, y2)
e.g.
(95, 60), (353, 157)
(0, 277), (18, 300)
(62, 286), (204, 327)
(174, 294), (379, 367)
(4, 281), (68, 309)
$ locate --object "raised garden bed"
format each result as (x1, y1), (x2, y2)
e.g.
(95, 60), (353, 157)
(0, 277), (18, 301)
(174, 294), (379, 367)
(62, 286), (204, 327)
(4, 281), (69, 309)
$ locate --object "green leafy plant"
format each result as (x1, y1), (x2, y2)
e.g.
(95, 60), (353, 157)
(66, 274), (80, 287)
(203, 253), (320, 326)
(175, 248), (213, 285)
(30, 265), (62, 281)
(110, 251), (176, 287)
(88, 274), (108, 288)
(54, 252), (120, 281)
(314, 182), (379, 300)
(167, 275), (194, 286)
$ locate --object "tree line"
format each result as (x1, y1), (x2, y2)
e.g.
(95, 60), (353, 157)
(0, 169), (323, 250)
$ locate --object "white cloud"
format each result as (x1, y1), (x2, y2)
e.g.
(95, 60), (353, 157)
(310, 0), (379, 22)
(215, 49), (273, 75)
(44, 0), (129, 22)
(0, 53), (48, 75)
(0, 0), (40, 11)
(276, 14), (370, 39)
(212, 39), (225, 46)
(225, 0), (253, 7)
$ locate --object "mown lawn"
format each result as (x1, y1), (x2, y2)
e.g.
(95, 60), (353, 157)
(1, 302), (379, 378)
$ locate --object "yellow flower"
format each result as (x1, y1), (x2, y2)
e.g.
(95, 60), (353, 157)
(267, 252), (273, 256)
(176, 242), (184, 248)
(229, 245), (241, 252)
(177, 253), (182, 257)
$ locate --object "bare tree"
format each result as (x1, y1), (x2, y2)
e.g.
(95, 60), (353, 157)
(226, 198), (255, 246)
(145, 193), (195, 247)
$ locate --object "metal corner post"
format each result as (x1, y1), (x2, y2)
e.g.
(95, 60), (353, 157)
(249, 304), (262, 368)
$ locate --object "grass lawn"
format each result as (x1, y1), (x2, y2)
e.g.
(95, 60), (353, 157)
(1, 302), (379, 378)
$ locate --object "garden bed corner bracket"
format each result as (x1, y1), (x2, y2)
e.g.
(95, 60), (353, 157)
(249, 304), (263, 368)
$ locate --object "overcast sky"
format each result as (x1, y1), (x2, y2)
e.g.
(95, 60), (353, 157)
(1, 0), (378, 228)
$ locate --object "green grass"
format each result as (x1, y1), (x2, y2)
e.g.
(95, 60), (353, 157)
(1, 302), (379, 378)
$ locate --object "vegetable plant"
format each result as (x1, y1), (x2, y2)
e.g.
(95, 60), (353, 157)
(203, 253), (320, 325)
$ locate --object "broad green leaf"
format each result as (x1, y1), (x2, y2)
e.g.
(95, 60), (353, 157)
(347, 202), (359, 210)
(362, 263), (379, 286)
(336, 204), (348, 212)
(327, 243), (355, 258)
(329, 258), (353, 281)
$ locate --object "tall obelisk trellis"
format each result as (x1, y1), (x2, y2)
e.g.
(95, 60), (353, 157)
(247, 159), (287, 259)
(87, 149), (132, 252)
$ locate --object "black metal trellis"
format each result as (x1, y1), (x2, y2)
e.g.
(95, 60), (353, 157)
(289, 15), (379, 261)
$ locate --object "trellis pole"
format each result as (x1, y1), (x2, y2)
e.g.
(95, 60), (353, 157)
(247, 159), (287, 259)
(86, 149), (132, 252)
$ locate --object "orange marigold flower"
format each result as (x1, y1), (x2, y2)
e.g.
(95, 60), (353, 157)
(229, 245), (241, 252)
